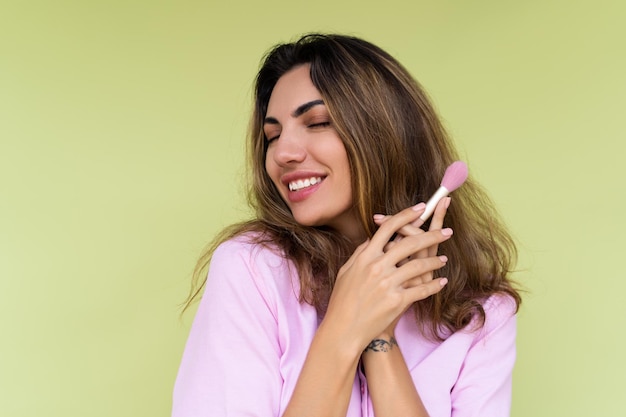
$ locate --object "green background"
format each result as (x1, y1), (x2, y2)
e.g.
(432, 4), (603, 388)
(1, 0), (624, 416)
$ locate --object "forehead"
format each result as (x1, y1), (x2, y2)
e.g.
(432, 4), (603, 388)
(266, 64), (323, 116)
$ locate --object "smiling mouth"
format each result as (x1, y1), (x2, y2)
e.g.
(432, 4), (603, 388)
(288, 176), (324, 191)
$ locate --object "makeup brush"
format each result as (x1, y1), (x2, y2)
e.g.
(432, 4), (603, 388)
(420, 161), (468, 221)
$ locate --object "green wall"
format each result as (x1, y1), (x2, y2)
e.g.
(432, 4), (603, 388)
(1, 1), (624, 416)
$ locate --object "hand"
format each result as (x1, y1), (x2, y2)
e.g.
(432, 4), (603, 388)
(322, 204), (451, 352)
(371, 197), (452, 337)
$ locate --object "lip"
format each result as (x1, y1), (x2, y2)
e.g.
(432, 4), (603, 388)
(280, 171), (326, 185)
(280, 171), (327, 203)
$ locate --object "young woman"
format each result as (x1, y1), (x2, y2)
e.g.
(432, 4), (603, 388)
(173, 34), (521, 417)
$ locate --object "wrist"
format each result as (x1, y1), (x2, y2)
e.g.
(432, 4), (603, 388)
(363, 336), (398, 354)
(315, 318), (365, 362)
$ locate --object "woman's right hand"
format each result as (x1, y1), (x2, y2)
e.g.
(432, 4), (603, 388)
(321, 204), (452, 353)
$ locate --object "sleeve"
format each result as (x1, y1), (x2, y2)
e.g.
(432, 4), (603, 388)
(172, 240), (283, 417)
(450, 295), (518, 417)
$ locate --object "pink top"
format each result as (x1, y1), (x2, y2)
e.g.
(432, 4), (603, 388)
(173, 236), (517, 417)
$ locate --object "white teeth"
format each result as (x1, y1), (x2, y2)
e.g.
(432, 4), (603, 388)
(289, 177), (323, 191)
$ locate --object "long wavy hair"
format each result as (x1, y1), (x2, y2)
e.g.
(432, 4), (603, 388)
(184, 34), (521, 339)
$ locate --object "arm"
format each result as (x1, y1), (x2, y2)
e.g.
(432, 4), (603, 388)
(361, 335), (430, 417)
(450, 295), (518, 417)
(283, 205), (450, 417)
(174, 207), (449, 417)
(280, 318), (363, 417)
(363, 198), (451, 417)
(362, 295), (518, 417)
(172, 240), (283, 416)
(362, 197), (450, 417)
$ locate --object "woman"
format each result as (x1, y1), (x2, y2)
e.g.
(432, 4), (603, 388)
(173, 34), (521, 417)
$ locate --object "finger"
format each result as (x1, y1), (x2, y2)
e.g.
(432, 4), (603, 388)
(368, 204), (428, 251)
(394, 255), (448, 286)
(372, 202), (425, 228)
(409, 202), (426, 228)
(429, 196), (449, 232)
(383, 239), (396, 254)
(374, 215), (425, 239)
(375, 216), (429, 261)
(403, 277), (448, 303)
(384, 228), (453, 266)
(428, 197), (451, 230)
(407, 223), (429, 262)
(339, 238), (370, 273)
(403, 274), (440, 289)
(427, 197), (451, 257)
(375, 219), (404, 251)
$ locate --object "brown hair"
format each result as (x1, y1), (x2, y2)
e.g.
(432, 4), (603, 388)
(185, 34), (520, 339)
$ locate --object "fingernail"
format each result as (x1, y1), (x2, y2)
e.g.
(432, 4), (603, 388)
(441, 228), (453, 236)
(412, 202), (426, 211)
(438, 255), (448, 263)
(373, 214), (385, 220)
(439, 278), (448, 286)
(444, 197), (451, 209)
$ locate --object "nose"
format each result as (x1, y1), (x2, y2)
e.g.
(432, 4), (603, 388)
(269, 132), (306, 166)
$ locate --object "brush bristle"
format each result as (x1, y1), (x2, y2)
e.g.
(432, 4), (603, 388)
(440, 161), (468, 192)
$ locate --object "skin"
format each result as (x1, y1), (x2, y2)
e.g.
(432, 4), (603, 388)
(264, 65), (451, 417)
(364, 197), (451, 417)
(264, 64), (363, 243)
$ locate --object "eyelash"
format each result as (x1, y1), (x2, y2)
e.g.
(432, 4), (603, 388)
(265, 121), (331, 143)
(309, 122), (330, 128)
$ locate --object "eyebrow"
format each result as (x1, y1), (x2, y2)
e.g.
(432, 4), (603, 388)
(264, 99), (325, 125)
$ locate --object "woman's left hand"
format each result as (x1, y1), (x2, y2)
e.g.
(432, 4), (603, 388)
(371, 197), (451, 337)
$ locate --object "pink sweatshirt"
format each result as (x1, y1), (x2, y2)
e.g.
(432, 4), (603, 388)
(173, 236), (517, 417)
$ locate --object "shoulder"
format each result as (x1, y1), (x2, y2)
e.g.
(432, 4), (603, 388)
(207, 233), (298, 303)
(210, 232), (293, 278)
(212, 232), (286, 266)
(481, 293), (518, 326)
(469, 293), (518, 346)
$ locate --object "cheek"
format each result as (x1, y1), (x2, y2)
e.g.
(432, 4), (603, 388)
(331, 150), (353, 200)
(264, 148), (273, 174)
(334, 148), (352, 181)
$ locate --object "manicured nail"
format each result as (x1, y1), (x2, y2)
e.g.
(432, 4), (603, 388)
(412, 202), (426, 211)
(441, 228), (453, 236)
(438, 255), (448, 263)
(373, 214), (385, 221)
(444, 197), (451, 209)
(439, 278), (448, 286)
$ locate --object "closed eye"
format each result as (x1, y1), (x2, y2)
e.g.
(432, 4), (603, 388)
(309, 122), (331, 129)
(264, 128), (281, 143)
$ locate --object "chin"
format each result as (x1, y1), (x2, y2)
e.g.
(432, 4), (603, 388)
(292, 216), (324, 228)
(291, 210), (331, 227)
